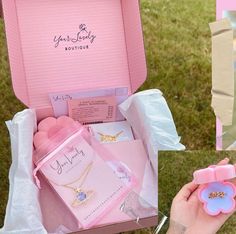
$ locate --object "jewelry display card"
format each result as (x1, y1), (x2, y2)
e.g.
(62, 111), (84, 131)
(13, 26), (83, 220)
(39, 133), (134, 229)
(89, 121), (134, 143)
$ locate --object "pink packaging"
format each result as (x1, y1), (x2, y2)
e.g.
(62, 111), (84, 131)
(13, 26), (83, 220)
(216, 0), (236, 150)
(2, 0), (147, 121)
(216, 0), (236, 20)
(33, 120), (136, 229)
(39, 138), (157, 233)
(2, 0), (157, 232)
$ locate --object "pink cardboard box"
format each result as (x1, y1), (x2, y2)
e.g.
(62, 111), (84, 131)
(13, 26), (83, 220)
(2, 0), (157, 233)
(2, 0), (147, 120)
(0, 2), (2, 18)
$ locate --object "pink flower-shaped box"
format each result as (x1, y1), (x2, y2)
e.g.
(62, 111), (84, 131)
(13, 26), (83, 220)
(34, 116), (77, 149)
(33, 116), (91, 165)
(194, 165), (236, 216)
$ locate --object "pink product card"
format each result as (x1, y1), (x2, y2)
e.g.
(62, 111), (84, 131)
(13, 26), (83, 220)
(39, 133), (131, 229)
(68, 96), (117, 124)
(49, 87), (128, 120)
(97, 139), (153, 226)
(38, 139), (152, 233)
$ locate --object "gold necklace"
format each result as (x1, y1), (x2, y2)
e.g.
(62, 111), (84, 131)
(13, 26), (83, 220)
(49, 162), (94, 207)
(208, 191), (226, 199)
(97, 131), (124, 142)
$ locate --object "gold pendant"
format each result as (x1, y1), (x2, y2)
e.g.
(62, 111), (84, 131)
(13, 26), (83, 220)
(98, 131), (123, 143)
(208, 191), (226, 199)
(72, 188), (94, 207)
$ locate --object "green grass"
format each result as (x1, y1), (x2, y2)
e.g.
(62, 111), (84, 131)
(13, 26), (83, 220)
(0, 17), (26, 231)
(159, 151), (236, 234)
(140, 0), (216, 150)
(0, 0), (216, 233)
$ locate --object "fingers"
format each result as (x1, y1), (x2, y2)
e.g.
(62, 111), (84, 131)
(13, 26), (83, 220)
(216, 158), (236, 184)
(174, 181), (199, 202)
(217, 157), (230, 166)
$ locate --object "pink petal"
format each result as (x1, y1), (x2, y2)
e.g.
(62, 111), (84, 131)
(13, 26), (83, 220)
(34, 131), (48, 149)
(38, 117), (57, 132)
(57, 116), (75, 127)
(48, 125), (63, 138)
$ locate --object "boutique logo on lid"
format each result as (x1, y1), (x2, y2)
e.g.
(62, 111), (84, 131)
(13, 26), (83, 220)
(53, 24), (96, 51)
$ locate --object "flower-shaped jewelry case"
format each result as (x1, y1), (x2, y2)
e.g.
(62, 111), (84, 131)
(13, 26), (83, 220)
(193, 165), (236, 216)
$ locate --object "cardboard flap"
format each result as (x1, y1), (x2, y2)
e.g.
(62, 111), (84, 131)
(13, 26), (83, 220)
(2, 0), (30, 106)
(122, 0), (147, 92)
(210, 18), (232, 35)
(2, 0), (147, 119)
(209, 19), (234, 126)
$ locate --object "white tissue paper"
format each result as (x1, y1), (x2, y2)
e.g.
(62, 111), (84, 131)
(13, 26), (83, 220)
(0, 109), (47, 234)
(119, 89), (185, 167)
(119, 89), (185, 207)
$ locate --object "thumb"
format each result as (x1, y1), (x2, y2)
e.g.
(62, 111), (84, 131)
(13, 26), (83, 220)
(174, 181), (199, 202)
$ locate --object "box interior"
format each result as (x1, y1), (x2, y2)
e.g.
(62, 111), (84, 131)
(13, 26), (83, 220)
(3, 0), (147, 119)
(16, 0), (130, 108)
(39, 139), (156, 233)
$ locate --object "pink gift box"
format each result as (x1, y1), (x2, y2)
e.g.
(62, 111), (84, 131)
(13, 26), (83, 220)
(2, 0), (157, 233)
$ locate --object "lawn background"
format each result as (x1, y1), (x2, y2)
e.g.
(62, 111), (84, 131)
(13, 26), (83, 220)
(0, 0), (216, 233)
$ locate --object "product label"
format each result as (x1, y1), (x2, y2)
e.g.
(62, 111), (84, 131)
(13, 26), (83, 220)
(68, 96), (117, 124)
(41, 135), (94, 184)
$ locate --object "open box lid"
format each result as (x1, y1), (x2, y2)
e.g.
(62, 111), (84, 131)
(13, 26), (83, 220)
(2, 0), (147, 119)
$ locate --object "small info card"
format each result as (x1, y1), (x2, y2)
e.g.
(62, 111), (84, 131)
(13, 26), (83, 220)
(68, 96), (117, 124)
